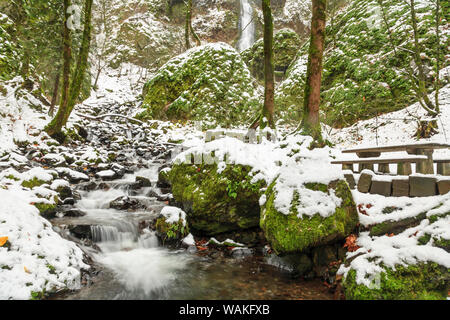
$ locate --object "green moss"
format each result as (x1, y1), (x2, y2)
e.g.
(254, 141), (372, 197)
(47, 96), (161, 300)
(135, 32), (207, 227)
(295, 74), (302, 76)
(260, 179), (358, 254)
(5, 174), (20, 181)
(169, 162), (266, 235)
(140, 43), (260, 128)
(34, 202), (57, 216)
(241, 28), (301, 81)
(343, 262), (450, 300)
(46, 264), (56, 275)
(369, 212), (427, 237)
(21, 178), (47, 189)
(30, 290), (45, 300)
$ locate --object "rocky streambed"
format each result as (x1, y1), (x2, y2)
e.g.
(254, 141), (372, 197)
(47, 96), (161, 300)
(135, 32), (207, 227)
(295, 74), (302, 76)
(48, 160), (333, 300)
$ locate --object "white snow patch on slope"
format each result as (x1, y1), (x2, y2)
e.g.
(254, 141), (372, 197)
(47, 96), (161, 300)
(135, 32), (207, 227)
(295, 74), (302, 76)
(0, 187), (88, 300)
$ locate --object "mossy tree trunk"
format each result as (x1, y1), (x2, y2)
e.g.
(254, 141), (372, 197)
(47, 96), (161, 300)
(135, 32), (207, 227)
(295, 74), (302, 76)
(434, 0), (440, 111)
(48, 69), (60, 116)
(185, 0), (200, 50)
(185, 0), (190, 49)
(409, 0), (438, 116)
(262, 0), (275, 129)
(46, 0), (72, 136)
(301, 0), (327, 141)
(45, 0), (93, 140)
(250, 0), (275, 131)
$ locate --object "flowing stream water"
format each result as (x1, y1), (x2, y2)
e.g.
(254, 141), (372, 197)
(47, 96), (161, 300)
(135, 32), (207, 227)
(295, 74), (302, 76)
(237, 0), (255, 52)
(52, 163), (333, 300)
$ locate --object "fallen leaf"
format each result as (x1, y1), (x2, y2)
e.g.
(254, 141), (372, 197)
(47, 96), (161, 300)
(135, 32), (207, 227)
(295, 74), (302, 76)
(0, 236), (8, 247)
(343, 234), (360, 252)
(24, 266), (31, 274)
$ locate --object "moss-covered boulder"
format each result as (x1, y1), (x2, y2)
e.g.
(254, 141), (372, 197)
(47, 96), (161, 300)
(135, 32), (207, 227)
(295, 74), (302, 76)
(168, 162), (266, 236)
(276, 0), (449, 126)
(342, 262), (449, 300)
(261, 179), (358, 254)
(241, 28), (301, 81)
(138, 43), (261, 128)
(155, 206), (189, 244)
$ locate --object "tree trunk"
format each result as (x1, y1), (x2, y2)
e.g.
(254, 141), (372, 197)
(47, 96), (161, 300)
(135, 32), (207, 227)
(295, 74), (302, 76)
(45, 0), (72, 137)
(49, 71), (60, 116)
(93, 66), (102, 90)
(409, 0), (436, 115)
(434, 0), (440, 112)
(261, 0), (275, 129)
(185, 0), (191, 49)
(301, 0), (327, 140)
(45, 0), (93, 140)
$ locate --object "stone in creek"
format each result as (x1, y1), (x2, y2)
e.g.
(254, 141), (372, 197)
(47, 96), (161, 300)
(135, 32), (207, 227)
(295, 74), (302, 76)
(63, 197), (75, 205)
(136, 176), (152, 187)
(369, 180), (392, 197)
(62, 209), (87, 217)
(111, 163), (125, 178)
(409, 176), (437, 197)
(72, 190), (82, 201)
(69, 225), (92, 240)
(392, 178), (409, 197)
(81, 181), (98, 191)
(57, 185), (73, 200)
(95, 169), (117, 180)
(357, 172), (373, 193)
(109, 196), (143, 210)
(437, 180), (450, 195)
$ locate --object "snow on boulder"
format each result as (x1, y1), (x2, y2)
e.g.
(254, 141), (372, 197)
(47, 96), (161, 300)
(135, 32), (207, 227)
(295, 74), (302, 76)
(138, 42), (261, 128)
(168, 137), (277, 236)
(338, 214), (450, 300)
(260, 135), (359, 254)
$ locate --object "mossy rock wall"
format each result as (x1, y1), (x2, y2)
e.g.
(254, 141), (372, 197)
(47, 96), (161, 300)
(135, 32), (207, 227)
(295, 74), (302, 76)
(168, 162), (266, 236)
(343, 262), (450, 300)
(241, 28), (301, 81)
(138, 43), (261, 128)
(260, 179), (358, 254)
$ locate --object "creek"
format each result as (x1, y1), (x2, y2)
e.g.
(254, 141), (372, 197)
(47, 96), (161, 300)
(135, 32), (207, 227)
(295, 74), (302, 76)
(51, 163), (333, 300)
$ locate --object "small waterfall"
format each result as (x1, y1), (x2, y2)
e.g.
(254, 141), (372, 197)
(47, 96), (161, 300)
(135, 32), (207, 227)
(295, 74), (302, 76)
(237, 0), (255, 52)
(91, 221), (159, 252)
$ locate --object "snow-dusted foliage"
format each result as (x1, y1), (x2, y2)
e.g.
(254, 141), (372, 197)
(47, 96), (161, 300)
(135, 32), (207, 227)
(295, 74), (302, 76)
(0, 13), (22, 80)
(0, 184), (88, 300)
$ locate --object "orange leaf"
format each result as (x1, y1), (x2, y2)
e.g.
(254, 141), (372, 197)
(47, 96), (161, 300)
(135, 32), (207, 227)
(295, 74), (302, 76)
(0, 236), (8, 247)
(24, 266), (31, 274)
(343, 234), (360, 252)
